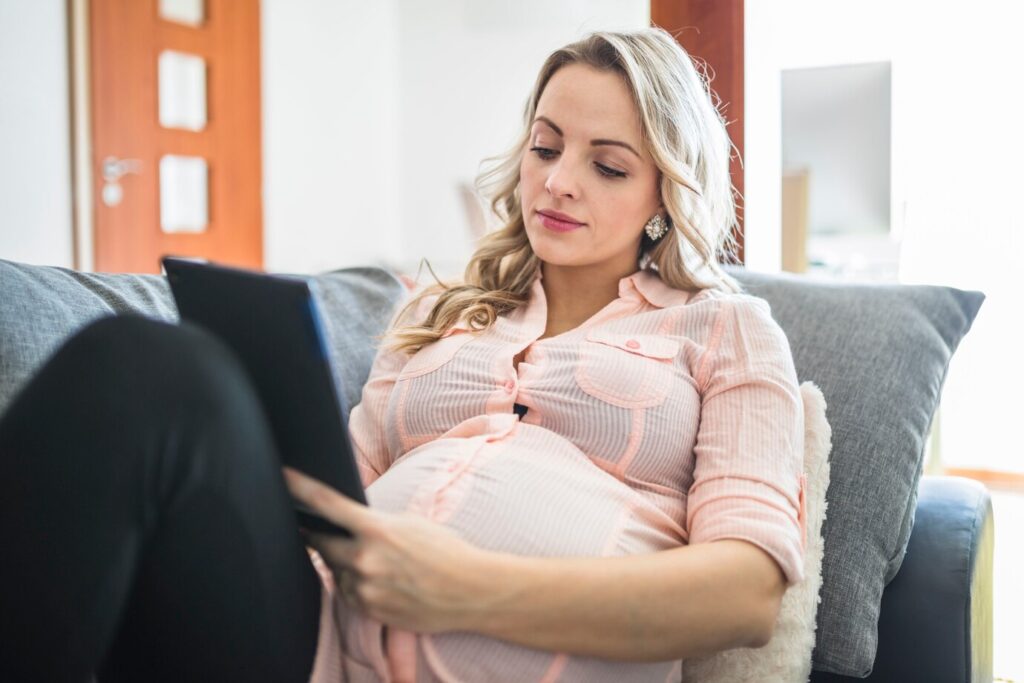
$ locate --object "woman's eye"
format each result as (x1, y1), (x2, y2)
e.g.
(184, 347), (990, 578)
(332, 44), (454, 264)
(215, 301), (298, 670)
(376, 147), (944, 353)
(529, 146), (559, 160)
(595, 163), (627, 179)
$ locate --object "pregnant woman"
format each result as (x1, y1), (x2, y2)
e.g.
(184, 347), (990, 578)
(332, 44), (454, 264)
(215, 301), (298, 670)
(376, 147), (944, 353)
(0, 28), (806, 683)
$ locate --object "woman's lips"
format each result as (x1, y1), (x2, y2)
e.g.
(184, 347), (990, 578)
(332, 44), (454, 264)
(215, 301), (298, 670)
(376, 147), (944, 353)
(537, 210), (584, 233)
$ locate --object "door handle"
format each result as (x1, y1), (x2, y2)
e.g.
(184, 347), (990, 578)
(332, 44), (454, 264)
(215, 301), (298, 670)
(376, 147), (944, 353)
(101, 156), (143, 207)
(102, 156), (143, 182)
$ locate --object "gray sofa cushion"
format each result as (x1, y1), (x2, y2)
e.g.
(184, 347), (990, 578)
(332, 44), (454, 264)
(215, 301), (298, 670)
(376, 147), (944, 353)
(0, 258), (405, 417)
(728, 267), (984, 677)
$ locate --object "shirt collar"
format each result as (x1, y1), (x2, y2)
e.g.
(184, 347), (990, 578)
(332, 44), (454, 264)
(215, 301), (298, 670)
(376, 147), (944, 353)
(532, 266), (692, 310)
(618, 269), (694, 309)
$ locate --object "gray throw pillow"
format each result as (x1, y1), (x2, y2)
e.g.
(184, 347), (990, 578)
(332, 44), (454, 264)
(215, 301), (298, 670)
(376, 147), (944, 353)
(727, 267), (984, 677)
(0, 258), (405, 418)
(309, 267), (408, 411)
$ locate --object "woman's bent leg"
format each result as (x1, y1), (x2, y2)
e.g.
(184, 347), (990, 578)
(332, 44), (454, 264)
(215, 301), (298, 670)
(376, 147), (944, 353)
(0, 315), (321, 683)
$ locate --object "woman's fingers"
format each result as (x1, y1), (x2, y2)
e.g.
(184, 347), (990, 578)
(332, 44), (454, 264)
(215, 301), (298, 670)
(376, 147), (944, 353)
(284, 467), (491, 631)
(281, 466), (374, 535)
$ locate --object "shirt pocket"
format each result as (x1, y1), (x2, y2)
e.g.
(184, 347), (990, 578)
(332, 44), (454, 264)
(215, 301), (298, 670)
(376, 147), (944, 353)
(575, 330), (680, 409)
(396, 328), (476, 380)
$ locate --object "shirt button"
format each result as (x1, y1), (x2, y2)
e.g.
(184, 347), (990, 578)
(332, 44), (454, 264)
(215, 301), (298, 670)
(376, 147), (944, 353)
(625, 339), (641, 349)
(503, 379), (515, 393)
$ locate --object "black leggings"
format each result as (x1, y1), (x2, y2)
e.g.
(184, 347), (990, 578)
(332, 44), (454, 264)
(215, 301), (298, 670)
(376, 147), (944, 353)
(0, 315), (322, 683)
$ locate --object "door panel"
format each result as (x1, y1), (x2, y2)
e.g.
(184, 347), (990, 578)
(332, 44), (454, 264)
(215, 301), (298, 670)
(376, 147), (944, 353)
(89, 0), (261, 273)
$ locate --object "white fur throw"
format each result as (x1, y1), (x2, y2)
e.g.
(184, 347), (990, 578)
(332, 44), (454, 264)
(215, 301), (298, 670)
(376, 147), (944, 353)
(679, 381), (832, 683)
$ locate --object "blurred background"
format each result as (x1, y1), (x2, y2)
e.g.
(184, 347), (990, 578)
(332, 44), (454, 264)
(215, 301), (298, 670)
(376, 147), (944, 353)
(1, 0), (1021, 677)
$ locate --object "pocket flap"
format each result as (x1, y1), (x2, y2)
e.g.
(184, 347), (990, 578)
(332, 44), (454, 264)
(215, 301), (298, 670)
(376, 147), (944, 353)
(585, 330), (679, 360)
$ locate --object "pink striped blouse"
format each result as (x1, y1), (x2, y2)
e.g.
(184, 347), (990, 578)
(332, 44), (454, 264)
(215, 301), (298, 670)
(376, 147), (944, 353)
(307, 267), (806, 683)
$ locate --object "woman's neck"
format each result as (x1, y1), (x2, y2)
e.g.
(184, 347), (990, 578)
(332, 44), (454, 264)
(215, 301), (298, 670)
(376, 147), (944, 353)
(539, 262), (637, 338)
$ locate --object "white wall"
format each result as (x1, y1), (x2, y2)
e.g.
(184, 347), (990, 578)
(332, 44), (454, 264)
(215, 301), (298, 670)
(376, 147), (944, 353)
(0, 0), (74, 267)
(261, 0), (403, 274)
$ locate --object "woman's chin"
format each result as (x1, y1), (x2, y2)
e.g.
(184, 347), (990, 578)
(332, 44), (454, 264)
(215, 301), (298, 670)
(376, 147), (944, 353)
(525, 232), (590, 268)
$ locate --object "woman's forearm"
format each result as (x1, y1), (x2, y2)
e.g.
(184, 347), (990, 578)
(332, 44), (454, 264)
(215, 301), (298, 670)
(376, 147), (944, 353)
(462, 539), (786, 662)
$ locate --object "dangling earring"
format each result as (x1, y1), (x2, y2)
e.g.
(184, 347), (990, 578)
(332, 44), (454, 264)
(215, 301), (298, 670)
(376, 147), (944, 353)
(645, 214), (669, 241)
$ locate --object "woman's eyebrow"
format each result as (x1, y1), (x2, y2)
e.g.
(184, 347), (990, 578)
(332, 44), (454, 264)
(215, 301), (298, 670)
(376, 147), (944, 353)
(591, 138), (641, 159)
(533, 115), (641, 159)
(533, 116), (565, 136)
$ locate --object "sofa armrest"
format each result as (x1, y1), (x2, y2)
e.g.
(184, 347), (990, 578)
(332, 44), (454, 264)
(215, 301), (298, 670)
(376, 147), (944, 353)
(812, 475), (994, 682)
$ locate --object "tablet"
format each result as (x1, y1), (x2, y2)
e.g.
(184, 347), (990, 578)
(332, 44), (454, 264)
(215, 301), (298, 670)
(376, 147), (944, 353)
(163, 256), (364, 537)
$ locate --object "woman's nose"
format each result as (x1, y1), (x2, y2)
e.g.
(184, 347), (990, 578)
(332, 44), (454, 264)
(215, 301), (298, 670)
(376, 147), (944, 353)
(544, 158), (580, 199)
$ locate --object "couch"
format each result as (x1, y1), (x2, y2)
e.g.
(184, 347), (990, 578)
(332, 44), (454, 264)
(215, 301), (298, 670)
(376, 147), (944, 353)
(0, 258), (990, 681)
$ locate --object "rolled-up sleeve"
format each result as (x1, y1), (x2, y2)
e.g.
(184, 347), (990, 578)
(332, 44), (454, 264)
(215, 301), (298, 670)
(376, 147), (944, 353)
(687, 294), (806, 585)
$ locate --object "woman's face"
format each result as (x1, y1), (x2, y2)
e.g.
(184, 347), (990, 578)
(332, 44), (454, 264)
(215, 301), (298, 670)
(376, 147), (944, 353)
(519, 63), (661, 278)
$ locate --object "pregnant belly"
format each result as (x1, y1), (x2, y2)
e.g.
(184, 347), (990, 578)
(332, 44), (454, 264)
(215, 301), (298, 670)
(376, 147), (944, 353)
(366, 421), (682, 558)
(357, 422), (685, 682)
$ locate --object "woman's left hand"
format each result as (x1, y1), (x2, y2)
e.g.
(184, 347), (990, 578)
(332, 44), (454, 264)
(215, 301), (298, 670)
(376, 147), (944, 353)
(282, 466), (498, 634)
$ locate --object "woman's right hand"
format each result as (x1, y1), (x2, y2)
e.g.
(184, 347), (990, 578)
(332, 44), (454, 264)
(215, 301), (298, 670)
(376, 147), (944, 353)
(283, 467), (508, 634)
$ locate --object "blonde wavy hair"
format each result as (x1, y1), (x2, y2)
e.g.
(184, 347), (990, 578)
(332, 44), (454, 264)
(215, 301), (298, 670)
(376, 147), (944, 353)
(386, 27), (741, 354)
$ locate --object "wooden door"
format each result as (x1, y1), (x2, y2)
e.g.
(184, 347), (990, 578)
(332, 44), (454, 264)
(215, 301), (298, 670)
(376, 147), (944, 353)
(651, 0), (745, 264)
(89, 0), (261, 273)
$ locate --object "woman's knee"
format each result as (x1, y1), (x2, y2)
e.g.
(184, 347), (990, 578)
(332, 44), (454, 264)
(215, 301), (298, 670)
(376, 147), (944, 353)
(67, 314), (220, 370)
(57, 314), (249, 404)
(41, 314), (279, 508)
